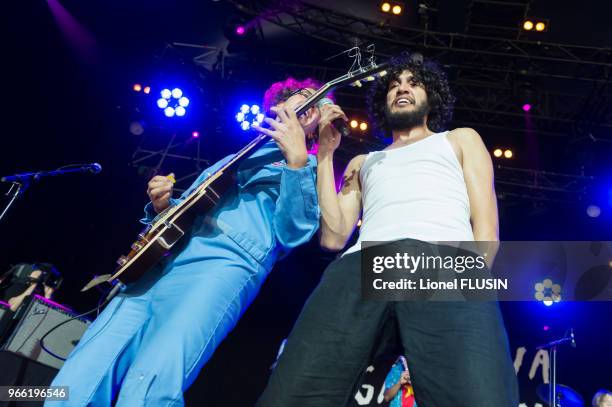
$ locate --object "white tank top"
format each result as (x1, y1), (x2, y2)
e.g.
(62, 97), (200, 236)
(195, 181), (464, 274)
(344, 131), (474, 255)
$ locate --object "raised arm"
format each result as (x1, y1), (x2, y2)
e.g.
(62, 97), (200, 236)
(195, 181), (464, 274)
(317, 154), (365, 251)
(315, 103), (365, 251)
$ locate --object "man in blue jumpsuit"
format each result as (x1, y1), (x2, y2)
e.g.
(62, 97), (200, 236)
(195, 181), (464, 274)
(47, 79), (328, 406)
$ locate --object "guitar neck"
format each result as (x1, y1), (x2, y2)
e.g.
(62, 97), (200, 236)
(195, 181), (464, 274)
(212, 61), (388, 174)
(215, 85), (332, 170)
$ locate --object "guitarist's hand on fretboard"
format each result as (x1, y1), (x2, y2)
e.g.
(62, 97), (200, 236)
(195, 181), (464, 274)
(147, 173), (175, 214)
(254, 91), (320, 169)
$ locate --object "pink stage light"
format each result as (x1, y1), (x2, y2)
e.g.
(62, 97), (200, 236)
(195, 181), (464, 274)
(543, 325), (549, 331)
(235, 26), (246, 36)
(522, 103), (532, 112)
(192, 131), (200, 138)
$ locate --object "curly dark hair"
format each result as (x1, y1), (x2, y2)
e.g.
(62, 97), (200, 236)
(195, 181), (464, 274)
(367, 52), (455, 137)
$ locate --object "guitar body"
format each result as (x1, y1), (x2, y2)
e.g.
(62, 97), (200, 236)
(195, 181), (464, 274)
(109, 168), (236, 284)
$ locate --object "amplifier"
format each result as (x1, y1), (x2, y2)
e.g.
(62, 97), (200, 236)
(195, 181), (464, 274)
(2, 295), (90, 369)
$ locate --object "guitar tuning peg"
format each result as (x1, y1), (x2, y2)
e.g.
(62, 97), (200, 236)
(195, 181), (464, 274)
(379, 70), (387, 77)
(366, 76), (375, 81)
(352, 81), (363, 88)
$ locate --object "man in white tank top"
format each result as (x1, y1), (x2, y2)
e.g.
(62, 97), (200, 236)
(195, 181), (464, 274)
(258, 53), (518, 406)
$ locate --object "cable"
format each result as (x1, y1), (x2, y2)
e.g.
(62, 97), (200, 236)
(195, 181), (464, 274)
(38, 282), (123, 361)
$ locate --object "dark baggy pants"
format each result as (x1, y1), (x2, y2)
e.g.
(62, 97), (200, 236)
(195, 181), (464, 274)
(257, 241), (519, 407)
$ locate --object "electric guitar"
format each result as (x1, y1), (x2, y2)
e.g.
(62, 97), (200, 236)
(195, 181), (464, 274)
(83, 59), (388, 291)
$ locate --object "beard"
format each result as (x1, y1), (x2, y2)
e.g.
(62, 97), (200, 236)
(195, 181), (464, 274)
(384, 100), (430, 131)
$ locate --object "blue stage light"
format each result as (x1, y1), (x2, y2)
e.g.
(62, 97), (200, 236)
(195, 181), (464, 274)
(178, 97), (190, 107)
(161, 89), (171, 99)
(235, 104), (263, 131)
(164, 107), (175, 117)
(157, 87), (189, 118)
(171, 88), (183, 99)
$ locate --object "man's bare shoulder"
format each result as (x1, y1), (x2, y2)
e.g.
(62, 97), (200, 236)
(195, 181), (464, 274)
(348, 154), (368, 169)
(447, 127), (483, 145)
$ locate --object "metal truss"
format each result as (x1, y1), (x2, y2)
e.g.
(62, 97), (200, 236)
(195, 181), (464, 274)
(231, 0), (611, 81)
(130, 129), (210, 193)
(464, 0), (531, 39)
(226, 0), (611, 141)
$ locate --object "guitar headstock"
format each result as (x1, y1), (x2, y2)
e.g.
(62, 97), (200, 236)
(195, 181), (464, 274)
(326, 45), (388, 90)
(294, 46), (388, 116)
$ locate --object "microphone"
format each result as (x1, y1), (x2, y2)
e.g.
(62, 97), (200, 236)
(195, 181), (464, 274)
(1, 163), (102, 183)
(317, 97), (351, 137)
(570, 328), (576, 348)
(84, 163), (102, 174)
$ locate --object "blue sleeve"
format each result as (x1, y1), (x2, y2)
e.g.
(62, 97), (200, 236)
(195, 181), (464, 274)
(272, 156), (320, 252)
(140, 154), (235, 225)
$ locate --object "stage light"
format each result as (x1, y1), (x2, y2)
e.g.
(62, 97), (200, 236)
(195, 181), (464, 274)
(586, 205), (601, 218)
(143, 86), (151, 94)
(164, 107), (175, 117)
(157, 98), (169, 109)
(192, 131), (199, 138)
(493, 149), (503, 158)
(350, 120), (359, 128)
(129, 121), (144, 136)
(224, 17), (254, 49)
(543, 325), (549, 331)
(178, 97), (190, 107)
(523, 18), (548, 32)
(359, 122), (368, 131)
(392, 5), (402, 15)
(522, 103), (532, 112)
(157, 87), (189, 118)
(171, 88), (183, 99)
(535, 278), (562, 306)
(504, 149), (513, 159)
(381, 2), (391, 12)
(133, 84), (142, 92)
(235, 104), (263, 131)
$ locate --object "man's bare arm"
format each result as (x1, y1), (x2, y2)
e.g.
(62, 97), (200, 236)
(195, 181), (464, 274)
(453, 127), (500, 264)
(453, 127), (499, 241)
(317, 154), (365, 251)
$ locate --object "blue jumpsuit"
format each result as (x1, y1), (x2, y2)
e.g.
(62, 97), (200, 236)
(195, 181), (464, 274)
(47, 141), (320, 406)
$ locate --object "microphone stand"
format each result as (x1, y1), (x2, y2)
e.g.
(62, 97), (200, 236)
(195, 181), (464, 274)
(0, 180), (29, 223)
(0, 166), (98, 223)
(536, 329), (576, 407)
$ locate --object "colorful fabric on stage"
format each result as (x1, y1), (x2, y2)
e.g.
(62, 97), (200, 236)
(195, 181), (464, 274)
(384, 360), (417, 407)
